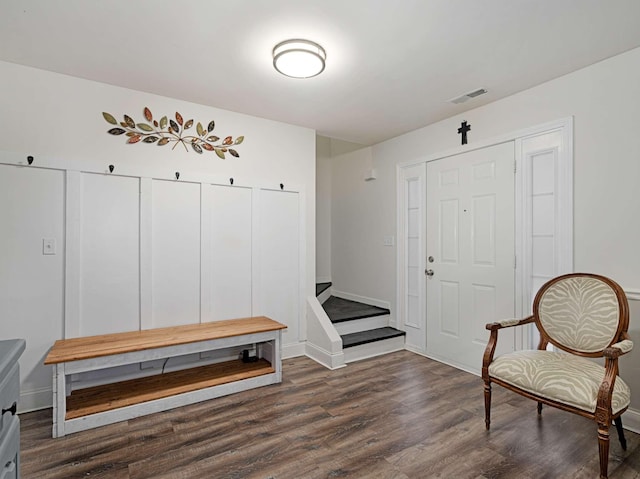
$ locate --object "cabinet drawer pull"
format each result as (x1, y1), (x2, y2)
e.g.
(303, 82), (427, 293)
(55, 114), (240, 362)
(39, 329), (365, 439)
(1, 402), (17, 416)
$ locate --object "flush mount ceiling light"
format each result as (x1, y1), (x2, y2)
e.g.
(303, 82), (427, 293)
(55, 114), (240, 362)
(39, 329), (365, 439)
(273, 39), (326, 79)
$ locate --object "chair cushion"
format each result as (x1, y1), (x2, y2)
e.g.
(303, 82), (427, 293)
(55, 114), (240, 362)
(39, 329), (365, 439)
(489, 350), (630, 415)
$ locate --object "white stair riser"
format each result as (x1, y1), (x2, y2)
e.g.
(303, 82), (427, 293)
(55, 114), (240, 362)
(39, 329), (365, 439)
(343, 335), (405, 363)
(317, 287), (332, 304)
(335, 314), (389, 335)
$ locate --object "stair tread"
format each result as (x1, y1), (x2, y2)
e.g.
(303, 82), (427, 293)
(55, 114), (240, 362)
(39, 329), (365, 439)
(322, 296), (390, 323)
(316, 282), (332, 297)
(341, 327), (405, 348)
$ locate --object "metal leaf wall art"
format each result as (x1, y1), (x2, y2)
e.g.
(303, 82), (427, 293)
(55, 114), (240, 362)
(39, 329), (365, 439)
(102, 108), (244, 158)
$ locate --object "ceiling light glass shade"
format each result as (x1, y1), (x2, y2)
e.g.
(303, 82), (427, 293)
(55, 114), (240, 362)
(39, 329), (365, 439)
(273, 39), (326, 78)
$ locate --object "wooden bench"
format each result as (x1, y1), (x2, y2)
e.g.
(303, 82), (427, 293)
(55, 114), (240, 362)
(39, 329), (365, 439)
(44, 316), (287, 437)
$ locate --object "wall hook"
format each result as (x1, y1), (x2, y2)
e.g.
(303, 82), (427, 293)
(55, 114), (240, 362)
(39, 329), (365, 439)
(230, 177), (234, 185)
(108, 164), (114, 173)
(175, 171), (180, 180)
(280, 183), (284, 190)
(27, 155), (34, 165)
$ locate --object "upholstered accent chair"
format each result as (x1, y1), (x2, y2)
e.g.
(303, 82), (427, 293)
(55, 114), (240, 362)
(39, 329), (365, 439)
(482, 273), (633, 479)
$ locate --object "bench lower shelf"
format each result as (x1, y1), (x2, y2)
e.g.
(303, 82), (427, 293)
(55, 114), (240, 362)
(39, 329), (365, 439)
(66, 358), (274, 420)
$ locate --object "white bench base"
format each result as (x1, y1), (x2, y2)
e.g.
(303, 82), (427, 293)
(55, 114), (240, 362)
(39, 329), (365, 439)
(50, 325), (282, 437)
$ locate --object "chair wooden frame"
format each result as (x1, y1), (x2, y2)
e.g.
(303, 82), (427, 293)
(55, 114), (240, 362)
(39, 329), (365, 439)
(482, 273), (632, 479)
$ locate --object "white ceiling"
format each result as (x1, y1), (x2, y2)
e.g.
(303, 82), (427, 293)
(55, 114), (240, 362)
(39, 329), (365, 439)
(2, 1), (640, 145)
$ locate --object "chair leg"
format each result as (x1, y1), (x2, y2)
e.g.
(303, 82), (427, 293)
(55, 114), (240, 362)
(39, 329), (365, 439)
(597, 422), (610, 479)
(614, 416), (627, 451)
(484, 381), (491, 430)
(537, 402), (543, 415)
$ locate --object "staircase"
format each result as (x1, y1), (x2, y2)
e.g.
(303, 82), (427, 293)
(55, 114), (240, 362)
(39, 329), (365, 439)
(317, 283), (405, 363)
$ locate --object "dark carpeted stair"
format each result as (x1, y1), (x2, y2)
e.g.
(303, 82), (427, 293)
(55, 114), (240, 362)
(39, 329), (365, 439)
(316, 282), (332, 297)
(322, 296), (389, 323)
(319, 293), (405, 350)
(341, 327), (406, 348)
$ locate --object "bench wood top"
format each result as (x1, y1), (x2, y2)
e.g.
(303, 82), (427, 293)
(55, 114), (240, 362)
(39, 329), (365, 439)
(44, 316), (286, 364)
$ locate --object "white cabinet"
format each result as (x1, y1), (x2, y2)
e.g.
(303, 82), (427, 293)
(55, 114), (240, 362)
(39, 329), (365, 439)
(0, 340), (25, 479)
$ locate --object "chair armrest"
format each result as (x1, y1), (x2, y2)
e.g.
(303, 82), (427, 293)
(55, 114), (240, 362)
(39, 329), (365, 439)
(604, 339), (634, 358)
(486, 316), (534, 331)
(596, 340), (633, 425)
(482, 316), (535, 380)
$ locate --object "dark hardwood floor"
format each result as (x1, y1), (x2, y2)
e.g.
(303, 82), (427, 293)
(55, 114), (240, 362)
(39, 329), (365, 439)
(21, 351), (640, 478)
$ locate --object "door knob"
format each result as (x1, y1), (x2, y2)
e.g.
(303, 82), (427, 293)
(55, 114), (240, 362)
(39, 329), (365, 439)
(425, 269), (434, 277)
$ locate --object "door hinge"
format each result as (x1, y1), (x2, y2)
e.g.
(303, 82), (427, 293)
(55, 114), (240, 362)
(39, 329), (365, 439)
(514, 160), (517, 174)
(514, 255), (517, 269)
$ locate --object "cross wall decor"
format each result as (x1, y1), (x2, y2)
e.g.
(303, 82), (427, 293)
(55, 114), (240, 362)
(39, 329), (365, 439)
(458, 121), (471, 145)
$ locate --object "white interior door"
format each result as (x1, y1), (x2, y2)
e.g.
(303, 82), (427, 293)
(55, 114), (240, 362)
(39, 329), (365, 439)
(426, 142), (515, 373)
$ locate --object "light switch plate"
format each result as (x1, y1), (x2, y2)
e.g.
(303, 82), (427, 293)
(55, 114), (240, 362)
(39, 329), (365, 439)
(383, 235), (395, 246)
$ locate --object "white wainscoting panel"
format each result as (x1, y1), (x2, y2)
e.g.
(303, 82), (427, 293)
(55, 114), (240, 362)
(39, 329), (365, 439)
(0, 157), (306, 411)
(209, 184), (253, 321)
(0, 165), (65, 399)
(151, 179), (201, 327)
(79, 173), (140, 336)
(257, 189), (300, 347)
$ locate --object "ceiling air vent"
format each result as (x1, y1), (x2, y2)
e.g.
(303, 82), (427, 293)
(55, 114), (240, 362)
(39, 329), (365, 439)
(448, 88), (487, 104)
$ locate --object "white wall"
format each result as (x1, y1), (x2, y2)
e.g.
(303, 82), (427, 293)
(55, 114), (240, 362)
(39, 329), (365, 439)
(331, 47), (640, 416)
(316, 136), (332, 282)
(316, 135), (364, 284)
(331, 147), (396, 307)
(0, 60), (316, 411)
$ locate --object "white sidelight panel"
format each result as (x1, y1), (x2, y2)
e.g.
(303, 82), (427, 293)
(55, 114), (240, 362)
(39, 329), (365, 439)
(397, 163), (427, 351)
(516, 125), (573, 349)
(79, 173), (140, 336)
(209, 184), (252, 321)
(0, 165), (65, 400)
(151, 180), (200, 327)
(256, 189), (300, 348)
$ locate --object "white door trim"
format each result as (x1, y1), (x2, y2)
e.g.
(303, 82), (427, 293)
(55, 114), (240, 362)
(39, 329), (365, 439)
(396, 117), (574, 359)
(396, 117), (573, 170)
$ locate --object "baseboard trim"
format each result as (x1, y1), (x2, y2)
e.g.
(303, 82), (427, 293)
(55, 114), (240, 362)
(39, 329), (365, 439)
(331, 289), (391, 310)
(623, 408), (640, 434)
(422, 351), (481, 377)
(19, 386), (52, 413)
(282, 342), (306, 359)
(316, 276), (332, 284)
(404, 344), (425, 356)
(305, 342), (346, 370)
